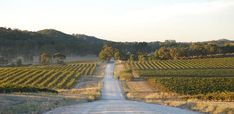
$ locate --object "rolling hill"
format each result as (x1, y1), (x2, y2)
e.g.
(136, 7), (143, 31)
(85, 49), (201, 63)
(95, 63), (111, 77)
(0, 27), (233, 63)
(0, 27), (109, 60)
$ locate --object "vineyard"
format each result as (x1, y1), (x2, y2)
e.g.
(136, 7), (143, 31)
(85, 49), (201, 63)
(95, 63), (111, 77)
(125, 57), (234, 97)
(148, 77), (234, 95)
(31, 63), (96, 75)
(140, 69), (234, 77)
(0, 63), (96, 92)
(126, 57), (234, 77)
(126, 57), (234, 70)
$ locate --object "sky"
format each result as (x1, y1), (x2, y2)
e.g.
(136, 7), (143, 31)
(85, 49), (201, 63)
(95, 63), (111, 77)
(0, 0), (234, 42)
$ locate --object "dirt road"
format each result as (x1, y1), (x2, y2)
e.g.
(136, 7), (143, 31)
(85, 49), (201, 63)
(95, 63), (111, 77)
(101, 63), (124, 100)
(45, 63), (200, 114)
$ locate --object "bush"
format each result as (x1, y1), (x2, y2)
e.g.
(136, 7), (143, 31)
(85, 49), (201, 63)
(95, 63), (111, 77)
(119, 70), (133, 81)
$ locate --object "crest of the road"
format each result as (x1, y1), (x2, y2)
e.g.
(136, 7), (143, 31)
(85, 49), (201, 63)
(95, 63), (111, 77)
(45, 63), (201, 114)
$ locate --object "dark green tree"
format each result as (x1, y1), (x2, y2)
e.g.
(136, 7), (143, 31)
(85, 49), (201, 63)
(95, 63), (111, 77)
(98, 45), (117, 61)
(40, 53), (52, 65)
(16, 59), (22, 66)
(138, 54), (146, 61)
(114, 51), (121, 60)
(129, 54), (135, 62)
(157, 47), (171, 59)
(0, 57), (8, 66)
(53, 53), (66, 64)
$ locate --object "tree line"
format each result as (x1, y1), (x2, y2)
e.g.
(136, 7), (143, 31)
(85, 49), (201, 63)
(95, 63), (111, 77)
(99, 42), (234, 61)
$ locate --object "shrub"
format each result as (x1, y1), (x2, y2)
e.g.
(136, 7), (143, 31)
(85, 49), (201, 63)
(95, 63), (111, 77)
(119, 70), (133, 81)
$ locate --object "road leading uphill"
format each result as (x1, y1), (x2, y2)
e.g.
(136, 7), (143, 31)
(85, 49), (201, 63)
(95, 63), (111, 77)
(45, 63), (201, 114)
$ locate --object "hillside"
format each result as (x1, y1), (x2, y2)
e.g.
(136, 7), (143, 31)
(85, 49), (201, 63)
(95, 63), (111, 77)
(0, 28), (109, 60)
(0, 27), (233, 63)
(0, 27), (161, 62)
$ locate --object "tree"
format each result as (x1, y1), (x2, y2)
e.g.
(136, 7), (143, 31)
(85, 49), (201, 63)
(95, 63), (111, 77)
(129, 54), (135, 62)
(0, 57), (8, 66)
(154, 50), (160, 59)
(98, 45), (117, 61)
(204, 44), (220, 54)
(147, 55), (156, 61)
(16, 59), (22, 66)
(53, 53), (66, 64)
(114, 51), (121, 60)
(99, 50), (106, 61)
(157, 47), (171, 59)
(138, 54), (146, 61)
(190, 43), (207, 56)
(40, 53), (52, 65)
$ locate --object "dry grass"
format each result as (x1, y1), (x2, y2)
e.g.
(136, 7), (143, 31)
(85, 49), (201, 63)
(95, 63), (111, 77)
(119, 71), (133, 81)
(127, 81), (155, 92)
(73, 62), (106, 100)
(114, 61), (126, 78)
(146, 99), (234, 114)
(58, 82), (102, 101)
(114, 61), (134, 81)
(122, 80), (234, 114)
(0, 93), (83, 114)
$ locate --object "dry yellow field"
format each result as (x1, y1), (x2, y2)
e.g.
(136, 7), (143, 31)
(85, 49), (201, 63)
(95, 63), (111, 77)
(126, 81), (155, 92)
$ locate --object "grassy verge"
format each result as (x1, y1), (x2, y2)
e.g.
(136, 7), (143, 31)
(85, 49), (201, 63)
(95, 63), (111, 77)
(119, 70), (133, 81)
(0, 93), (83, 114)
(146, 99), (234, 114)
(114, 61), (134, 81)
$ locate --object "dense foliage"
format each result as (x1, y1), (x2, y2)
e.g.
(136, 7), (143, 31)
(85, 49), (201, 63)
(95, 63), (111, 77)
(99, 45), (119, 61)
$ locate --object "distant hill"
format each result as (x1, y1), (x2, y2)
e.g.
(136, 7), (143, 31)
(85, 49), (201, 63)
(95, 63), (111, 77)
(216, 39), (232, 42)
(0, 27), (233, 62)
(0, 28), (109, 60)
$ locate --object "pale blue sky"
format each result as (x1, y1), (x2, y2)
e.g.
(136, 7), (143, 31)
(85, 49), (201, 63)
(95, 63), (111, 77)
(0, 0), (234, 42)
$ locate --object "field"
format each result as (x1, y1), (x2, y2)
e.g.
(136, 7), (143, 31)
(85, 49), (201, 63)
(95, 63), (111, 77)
(0, 63), (96, 92)
(148, 77), (234, 95)
(125, 58), (234, 95)
(140, 69), (234, 77)
(126, 57), (234, 70)
(120, 57), (234, 113)
(0, 62), (104, 114)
